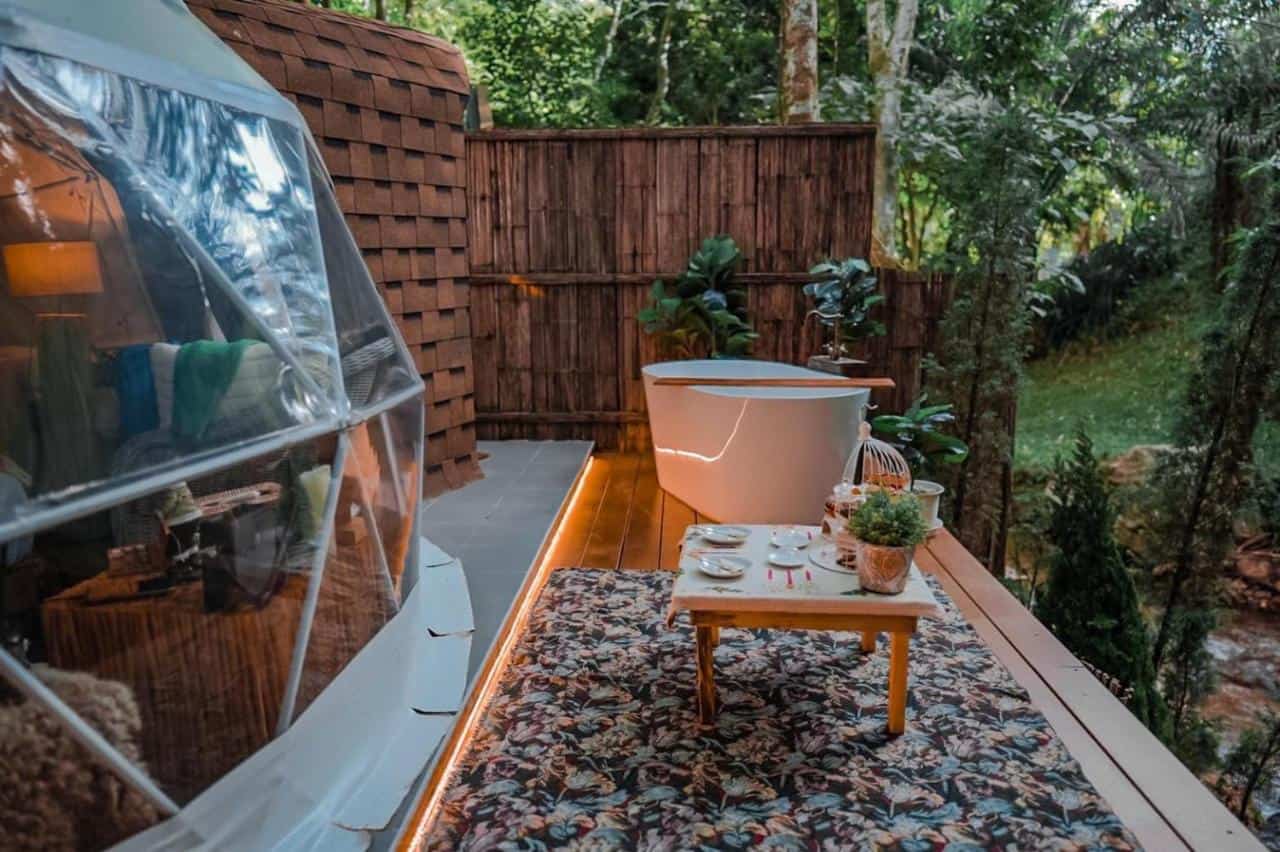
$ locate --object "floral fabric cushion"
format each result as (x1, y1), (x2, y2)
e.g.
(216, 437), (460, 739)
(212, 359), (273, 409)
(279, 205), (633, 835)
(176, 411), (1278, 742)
(429, 569), (1138, 851)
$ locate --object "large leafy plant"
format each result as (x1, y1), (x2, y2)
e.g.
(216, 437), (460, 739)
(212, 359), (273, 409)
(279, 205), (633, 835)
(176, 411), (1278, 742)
(848, 491), (927, 547)
(804, 258), (885, 358)
(639, 235), (757, 358)
(870, 394), (969, 478)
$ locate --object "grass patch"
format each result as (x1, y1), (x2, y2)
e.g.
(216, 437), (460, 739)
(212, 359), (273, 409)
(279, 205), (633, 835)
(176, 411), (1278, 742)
(1016, 316), (1199, 469)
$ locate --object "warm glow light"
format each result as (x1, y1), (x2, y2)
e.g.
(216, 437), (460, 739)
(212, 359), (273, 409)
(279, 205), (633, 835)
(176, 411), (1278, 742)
(652, 399), (751, 464)
(400, 456), (597, 851)
(3, 241), (104, 298)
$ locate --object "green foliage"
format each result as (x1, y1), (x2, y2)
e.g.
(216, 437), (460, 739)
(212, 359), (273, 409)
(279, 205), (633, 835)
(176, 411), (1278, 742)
(1161, 607), (1221, 774)
(459, 0), (604, 127)
(1219, 710), (1280, 823)
(1034, 430), (1163, 729)
(870, 394), (969, 479)
(848, 491), (927, 548)
(638, 236), (757, 359)
(803, 258), (885, 356)
(1147, 163), (1280, 677)
(1034, 220), (1183, 353)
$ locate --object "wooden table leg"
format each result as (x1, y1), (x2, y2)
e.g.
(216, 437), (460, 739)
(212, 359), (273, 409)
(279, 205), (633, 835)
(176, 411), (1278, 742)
(708, 626), (720, 646)
(860, 631), (877, 653)
(887, 632), (910, 735)
(696, 625), (717, 724)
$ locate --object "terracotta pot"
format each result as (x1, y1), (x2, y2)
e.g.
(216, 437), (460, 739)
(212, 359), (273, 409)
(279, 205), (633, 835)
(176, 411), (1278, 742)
(912, 480), (944, 528)
(855, 541), (914, 594)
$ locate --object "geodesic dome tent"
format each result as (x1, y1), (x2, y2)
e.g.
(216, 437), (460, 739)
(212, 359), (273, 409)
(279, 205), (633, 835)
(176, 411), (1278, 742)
(0, 2), (469, 848)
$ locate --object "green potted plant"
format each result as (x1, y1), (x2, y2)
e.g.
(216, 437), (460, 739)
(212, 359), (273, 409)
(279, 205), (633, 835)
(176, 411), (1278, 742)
(870, 394), (969, 529)
(848, 491), (927, 593)
(804, 257), (885, 374)
(639, 235), (757, 359)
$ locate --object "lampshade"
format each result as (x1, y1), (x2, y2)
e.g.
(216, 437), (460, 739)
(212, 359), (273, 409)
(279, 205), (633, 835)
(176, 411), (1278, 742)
(3, 241), (104, 298)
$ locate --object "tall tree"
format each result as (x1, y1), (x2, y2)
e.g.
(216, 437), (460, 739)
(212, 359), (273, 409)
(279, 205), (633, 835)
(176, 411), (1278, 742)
(779, 0), (819, 123)
(1148, 166), (1280, 676)
(865, 0), (918, 265)
(646, 0), (680, 124)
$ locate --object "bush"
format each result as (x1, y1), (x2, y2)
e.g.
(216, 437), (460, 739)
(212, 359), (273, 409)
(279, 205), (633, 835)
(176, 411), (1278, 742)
(1035, 430), (1164, 729)
(1033, 222), (1180, 354)
(848, 492), (927, 547)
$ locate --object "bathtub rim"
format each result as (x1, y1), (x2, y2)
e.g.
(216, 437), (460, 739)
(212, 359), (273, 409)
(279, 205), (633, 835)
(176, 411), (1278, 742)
(642, 359), (870, 401)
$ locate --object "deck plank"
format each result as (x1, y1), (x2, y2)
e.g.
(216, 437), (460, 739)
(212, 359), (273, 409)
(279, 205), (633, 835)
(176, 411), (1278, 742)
(915, 545), (1187, 851)
(544, 453), (612, 569)
(580, 453), (641, 568)
(619, 452), (664, 569)
(658, 489), (696, 571)
(924, 532), (1262, 852)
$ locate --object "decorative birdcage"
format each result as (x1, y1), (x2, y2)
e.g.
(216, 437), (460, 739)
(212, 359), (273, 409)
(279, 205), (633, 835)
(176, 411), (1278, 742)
(842, 421), (912, 492)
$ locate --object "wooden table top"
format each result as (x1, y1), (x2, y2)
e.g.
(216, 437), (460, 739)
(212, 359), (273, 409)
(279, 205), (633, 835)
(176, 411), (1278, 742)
(671, 525), (942, 617)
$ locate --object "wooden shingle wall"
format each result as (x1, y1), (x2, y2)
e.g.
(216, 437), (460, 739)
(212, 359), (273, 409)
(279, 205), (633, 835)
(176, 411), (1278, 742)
(189, 0), (479, 495)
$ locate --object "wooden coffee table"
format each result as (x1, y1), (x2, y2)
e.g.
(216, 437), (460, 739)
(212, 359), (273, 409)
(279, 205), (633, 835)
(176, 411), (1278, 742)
(671, 525), (941, 734)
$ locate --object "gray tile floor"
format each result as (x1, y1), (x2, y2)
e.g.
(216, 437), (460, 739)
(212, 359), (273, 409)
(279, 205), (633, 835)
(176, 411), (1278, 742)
(421, 440), (592, 679)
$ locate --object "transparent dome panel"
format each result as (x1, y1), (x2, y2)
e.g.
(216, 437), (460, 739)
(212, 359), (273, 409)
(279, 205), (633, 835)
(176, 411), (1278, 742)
(0, 48), (346, 532)
(309, 149), (421, 413)
(291, 403), (421, 722)
(5, 437), (340, 815)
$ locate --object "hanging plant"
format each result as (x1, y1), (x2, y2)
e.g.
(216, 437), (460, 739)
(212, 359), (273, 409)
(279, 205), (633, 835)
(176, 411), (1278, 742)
(639, 235), (757, 359)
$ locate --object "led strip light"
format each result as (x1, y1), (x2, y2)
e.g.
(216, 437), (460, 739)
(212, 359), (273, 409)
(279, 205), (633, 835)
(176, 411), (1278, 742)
(399, 455), (597, 850)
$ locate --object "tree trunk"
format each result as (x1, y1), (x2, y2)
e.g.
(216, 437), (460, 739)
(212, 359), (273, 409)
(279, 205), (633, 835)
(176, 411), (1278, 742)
(866, 0), (918, 267)
(595, 0), (626, 82)
(779, 0), (819, 124)
(372, 0), (387, 21)
(646, 0), (678, 124)
(403, 0), (415, 20)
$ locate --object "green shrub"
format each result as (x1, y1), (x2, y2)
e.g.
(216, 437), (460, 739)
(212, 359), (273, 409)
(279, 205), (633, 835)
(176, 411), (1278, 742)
(1035, 430), (1164, 730)
(848, 491), (927, 547)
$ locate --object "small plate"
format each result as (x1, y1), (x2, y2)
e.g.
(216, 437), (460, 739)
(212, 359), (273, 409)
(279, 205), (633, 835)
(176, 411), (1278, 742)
(696, 555), (749, 579)
(771, 526), (811, 549)
(696, 525), (750, 545)
(767, 547), (805, 568)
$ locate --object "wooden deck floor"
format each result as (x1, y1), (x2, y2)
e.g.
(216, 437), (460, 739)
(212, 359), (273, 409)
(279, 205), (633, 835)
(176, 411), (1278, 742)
(537, 451), (1262, 852)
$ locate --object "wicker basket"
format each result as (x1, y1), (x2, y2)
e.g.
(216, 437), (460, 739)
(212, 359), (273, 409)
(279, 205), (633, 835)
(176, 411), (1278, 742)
(855, 541), (914, 594)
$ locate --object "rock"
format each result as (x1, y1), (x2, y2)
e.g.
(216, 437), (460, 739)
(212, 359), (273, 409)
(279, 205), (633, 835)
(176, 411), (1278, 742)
(1104, 444), (1175, 487)
(1236, 552), (1280, 592)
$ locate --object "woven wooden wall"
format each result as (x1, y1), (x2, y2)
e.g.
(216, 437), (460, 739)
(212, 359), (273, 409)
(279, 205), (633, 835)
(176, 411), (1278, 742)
(467, 125), (947, 449)
(191, 0), (479, 495)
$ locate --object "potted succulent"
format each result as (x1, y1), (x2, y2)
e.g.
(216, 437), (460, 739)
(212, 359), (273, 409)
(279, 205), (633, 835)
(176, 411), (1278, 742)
(848, 491), (927, 594)
(870, 395), (969, 529)
(804, 257), (885, 375)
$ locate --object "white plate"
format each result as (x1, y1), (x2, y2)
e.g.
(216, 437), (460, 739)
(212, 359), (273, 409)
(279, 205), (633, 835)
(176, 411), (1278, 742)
(770, 526), (812, 549)
(696, 555), (749, 579)
(767, 547), (805, 568)
(696, 525), (750, 545)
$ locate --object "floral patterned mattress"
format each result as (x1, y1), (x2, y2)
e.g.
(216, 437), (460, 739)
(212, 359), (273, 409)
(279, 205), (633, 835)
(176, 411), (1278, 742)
(427, 569), (1139, 850)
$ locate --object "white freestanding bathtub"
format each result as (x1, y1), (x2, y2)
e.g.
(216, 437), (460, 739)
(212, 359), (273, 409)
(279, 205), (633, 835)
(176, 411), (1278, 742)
(642, 360), (869, 524)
